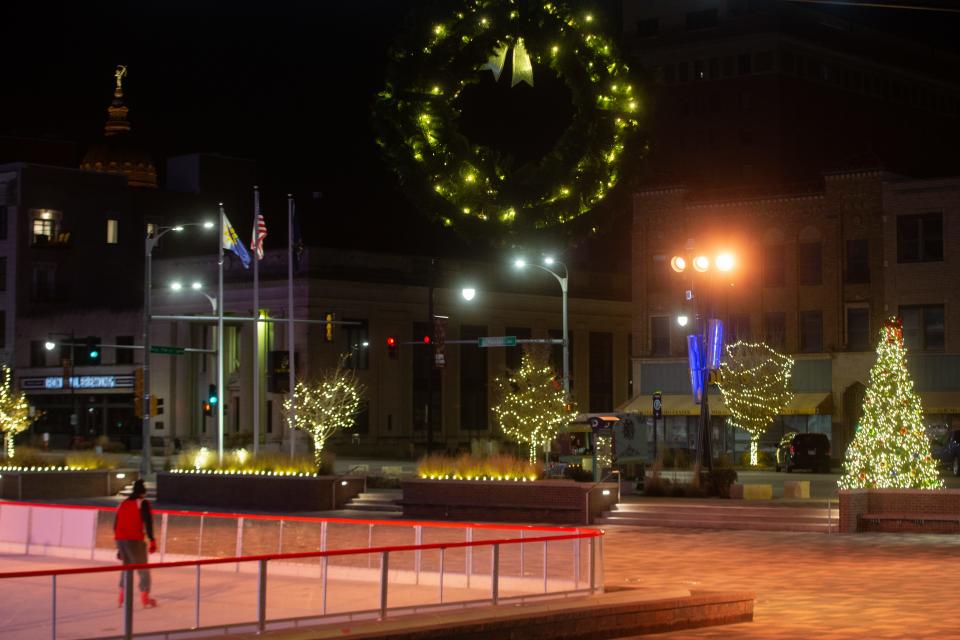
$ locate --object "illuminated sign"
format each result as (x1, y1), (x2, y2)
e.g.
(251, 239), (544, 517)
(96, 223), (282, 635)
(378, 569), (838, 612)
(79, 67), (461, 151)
(45, 376), (117, 389)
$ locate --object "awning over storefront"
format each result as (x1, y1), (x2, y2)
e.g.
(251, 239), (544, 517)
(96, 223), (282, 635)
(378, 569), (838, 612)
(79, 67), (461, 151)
(919, 391), (960, 414)
(619, 391), (832, 416)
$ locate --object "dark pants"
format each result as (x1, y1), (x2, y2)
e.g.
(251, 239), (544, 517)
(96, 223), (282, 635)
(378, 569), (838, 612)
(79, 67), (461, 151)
(116, 539), (151, 592)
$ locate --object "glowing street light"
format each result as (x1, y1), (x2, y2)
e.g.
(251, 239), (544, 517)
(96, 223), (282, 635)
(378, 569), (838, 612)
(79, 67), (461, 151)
(716, 252), (735, 272)
(514, 258), (527, 269)
(461, 287), (476, 301)
(670, 256), (686, 273)
(692, 255), (710, 272)
(677, 315), (689, 327)
(170, 281), (183, 291)
(44, 340), (56, 351)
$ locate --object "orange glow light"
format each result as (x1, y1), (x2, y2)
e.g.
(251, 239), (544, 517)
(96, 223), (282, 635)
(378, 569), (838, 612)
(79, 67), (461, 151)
(692, 255), (710, 272)
(715, 252), (735, 272)
(670, 256), (686, 273)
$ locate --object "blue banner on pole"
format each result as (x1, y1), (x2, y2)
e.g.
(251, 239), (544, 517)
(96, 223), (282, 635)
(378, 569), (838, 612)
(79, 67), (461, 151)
(706, 319), (724, 370)
(687, 334), (704, 403)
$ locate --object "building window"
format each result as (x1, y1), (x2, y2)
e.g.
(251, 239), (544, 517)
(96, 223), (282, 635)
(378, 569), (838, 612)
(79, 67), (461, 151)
(31, 339), (47, 366)
(845, 238), (870, 283)
(106, 219), (119, 244)
(800, 311), (822, 353)
(798, 242), (822, 285)
(353, 401), (370, 434)
(32, 264), (56, 301)
(650, 316), (670, 356)
(763, 245), (785, 287)
(344, 319), (369, 370)
(764, 312), (786, 350)
(0, 256), (6, 292)
(589, 332), (613, 412)
(266, 399), (273, 433)
(897, 213), (943, 263)
(116, 336), (135, 365)
(30, 209), (61, 245)
(728, 315), (751, 343)
(505, 326), (532, 371)
(846, 306), (870, 351)
(460, 324), (488, 430)
(0, 205), (7, 240)
(900, 305), (945, 351)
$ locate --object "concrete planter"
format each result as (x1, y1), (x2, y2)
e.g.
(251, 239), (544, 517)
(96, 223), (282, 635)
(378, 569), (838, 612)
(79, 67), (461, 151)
(157, 472), (365, 511)
(0, 469), (137, 500)
(401, 479), (619, 524)
(839, 488), (960, 533)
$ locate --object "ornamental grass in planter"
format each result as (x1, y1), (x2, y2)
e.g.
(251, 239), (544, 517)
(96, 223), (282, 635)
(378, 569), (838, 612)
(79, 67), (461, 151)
(173, 447), (333, 475)
(417, 453), (542, 481)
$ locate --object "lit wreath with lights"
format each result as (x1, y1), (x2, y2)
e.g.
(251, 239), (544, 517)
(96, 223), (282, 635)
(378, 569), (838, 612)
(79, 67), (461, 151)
(374, 0), (642, 239)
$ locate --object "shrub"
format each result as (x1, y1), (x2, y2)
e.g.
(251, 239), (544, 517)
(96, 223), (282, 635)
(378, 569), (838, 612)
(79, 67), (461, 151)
(703, 468), (738, 497)
(173, 447), (322, 475)
(563, 465), (594, 482)
(416, 453), (541, 481)
(739, 449), (774, 468)
(65, 451), (119, 470)
(3, 447), (64, 468)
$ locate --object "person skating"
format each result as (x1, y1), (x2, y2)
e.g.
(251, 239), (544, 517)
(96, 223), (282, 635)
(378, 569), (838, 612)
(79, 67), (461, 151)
(114, 479), (158, 607)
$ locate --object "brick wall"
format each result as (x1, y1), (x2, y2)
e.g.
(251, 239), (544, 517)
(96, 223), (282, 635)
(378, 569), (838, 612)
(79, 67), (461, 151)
(156, 473), (364, 511)
(0, 470), (138, 500)
(839, 488), (960, 533)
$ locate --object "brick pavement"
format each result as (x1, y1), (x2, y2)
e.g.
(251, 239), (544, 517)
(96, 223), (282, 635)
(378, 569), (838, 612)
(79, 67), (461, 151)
(602, 525), (960, 639)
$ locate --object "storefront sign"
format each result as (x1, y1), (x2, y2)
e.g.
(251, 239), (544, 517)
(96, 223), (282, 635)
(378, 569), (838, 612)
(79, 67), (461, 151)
(20, 374), (135, 391)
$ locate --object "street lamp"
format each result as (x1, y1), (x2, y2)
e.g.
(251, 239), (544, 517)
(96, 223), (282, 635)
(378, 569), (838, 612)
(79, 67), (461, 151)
(142, 221), (213, 477)
(461, 287), (476, 302)
(669, 248), (737, 473)
(44, 340), (56, 351)
(170, 281), (218, 314)
(513, 255), (570, 401)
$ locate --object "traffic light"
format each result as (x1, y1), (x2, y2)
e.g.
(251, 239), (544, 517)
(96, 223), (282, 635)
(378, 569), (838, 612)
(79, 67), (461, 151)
(324, 312), (335, 342)
(208, 384), (218, 407)
(150, 396), (163, 417)
(422, 335), (431, 344)
(202, 401), (212, 417)
(85, 336), (101, 363)
(386, 336), (398, 359)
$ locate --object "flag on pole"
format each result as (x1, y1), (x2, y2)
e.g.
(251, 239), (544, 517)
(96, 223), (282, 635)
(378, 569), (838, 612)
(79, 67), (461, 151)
(291, 199), (304, 270)
(222, 211), (251, 269)
(250, 210), (267, 260)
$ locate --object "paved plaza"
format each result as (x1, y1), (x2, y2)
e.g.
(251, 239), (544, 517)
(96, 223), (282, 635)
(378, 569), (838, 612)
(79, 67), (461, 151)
(603, 525), (960, 639)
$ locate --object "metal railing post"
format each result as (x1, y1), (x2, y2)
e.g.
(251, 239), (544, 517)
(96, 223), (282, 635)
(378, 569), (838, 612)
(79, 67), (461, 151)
(51, 574), (56, 640)
(589, 536), (596, 593)
(414, 525), (422, 585)
(320, 521), (327, 552)
(367, 524), (373, 568)
(257, 560), (268, 633)
(491, 544), (500, 605)
(235, 517), (245, 572)
(573, 538), (580, 589)
(123, 569), (134, 640)
(439, 547), (445, 604)
(378, 551), (390, 620)
(543, 540), (548, 593)
(194, 565), (201, 629)
(465, 528), (473, 588)
(277, 520), (284, 554)
(197, 515), (205, 557)
(321, 556), (329, 615)
(519, 530), (525, 576)
(597, 534), (605, 593)
(159, 513), (168, 563)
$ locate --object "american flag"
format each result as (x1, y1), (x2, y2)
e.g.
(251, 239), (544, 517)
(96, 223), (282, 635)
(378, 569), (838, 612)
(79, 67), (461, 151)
(250, 212), (267, 260)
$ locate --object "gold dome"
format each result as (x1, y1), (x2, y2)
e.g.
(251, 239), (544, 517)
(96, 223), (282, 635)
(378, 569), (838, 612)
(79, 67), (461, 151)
(80, 65), (157, 189)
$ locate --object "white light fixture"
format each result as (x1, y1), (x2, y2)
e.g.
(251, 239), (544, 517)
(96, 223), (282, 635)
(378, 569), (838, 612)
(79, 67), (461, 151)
(170, 282), (183, 291)
(172, 225), (185, 232)
(677, 315), (689, 327)
(716, 252), (735, 272)
(191, 281), (202, 290)
(602, 489), (611, 496)
(461, 287), (476, 301)
(513, 258), (526, 269)
(670, 256), (686, 273)
(361, 341), (370, 348)
(116, 473), (126, 479)
(340, 480), (348, 486)
(44, 341), (56, 351)
(543, 256), (555, 266)
(693, 255), (710, 272)
(203, 221), (215, 229)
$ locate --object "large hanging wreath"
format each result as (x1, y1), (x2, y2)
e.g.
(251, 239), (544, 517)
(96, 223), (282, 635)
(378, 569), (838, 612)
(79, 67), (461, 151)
(374, 0), (642, 241)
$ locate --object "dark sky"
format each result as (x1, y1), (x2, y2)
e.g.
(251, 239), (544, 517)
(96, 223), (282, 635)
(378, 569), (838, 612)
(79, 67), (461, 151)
(1, 1), (958, 262)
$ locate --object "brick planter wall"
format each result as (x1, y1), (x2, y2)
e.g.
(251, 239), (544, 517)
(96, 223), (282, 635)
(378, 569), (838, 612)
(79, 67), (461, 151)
(839, 489), (960, 533)
(157, 473), (365, 511)
(401, 479), (619, 524)
(0, 470), (138, 500)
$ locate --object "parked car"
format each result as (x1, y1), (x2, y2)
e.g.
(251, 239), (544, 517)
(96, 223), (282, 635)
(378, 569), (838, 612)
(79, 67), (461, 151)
(776, 432), (831, 473)
(936, 429), (960, 477)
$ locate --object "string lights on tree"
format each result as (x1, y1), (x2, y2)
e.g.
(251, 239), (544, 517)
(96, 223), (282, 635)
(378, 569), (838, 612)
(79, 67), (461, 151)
(493, 346), (576, 462)
(283, 355), (364, 470)
(374, 0), (643, 241)
(717, 341), (794, 467)
(0, 365), (40, 460)
(839, 318), (943, 490)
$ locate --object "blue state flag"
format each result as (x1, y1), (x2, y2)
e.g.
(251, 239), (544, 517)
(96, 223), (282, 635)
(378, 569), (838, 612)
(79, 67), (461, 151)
(222, 211), (251, 269)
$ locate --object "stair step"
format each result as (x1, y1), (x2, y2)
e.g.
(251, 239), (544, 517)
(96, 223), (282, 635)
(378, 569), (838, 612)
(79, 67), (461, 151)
(595, 515), (832, 533)
(345, 503), (403, 512)
(612, 506), (836, 521)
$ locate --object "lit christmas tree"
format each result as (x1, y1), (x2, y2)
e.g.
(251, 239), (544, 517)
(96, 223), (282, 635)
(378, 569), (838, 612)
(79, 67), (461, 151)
(839, 318), (943, 490)
(493, 346), (576, 463)
(0, 365), (39, 460)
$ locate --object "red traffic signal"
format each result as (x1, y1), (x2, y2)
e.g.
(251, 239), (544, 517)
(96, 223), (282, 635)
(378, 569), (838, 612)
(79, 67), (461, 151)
(422, 335), (431, 344)
(386, 336), (399, 359)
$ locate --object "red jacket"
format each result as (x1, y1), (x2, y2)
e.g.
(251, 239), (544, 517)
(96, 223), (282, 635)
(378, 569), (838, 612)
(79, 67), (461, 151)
(114, 498), (154, 541)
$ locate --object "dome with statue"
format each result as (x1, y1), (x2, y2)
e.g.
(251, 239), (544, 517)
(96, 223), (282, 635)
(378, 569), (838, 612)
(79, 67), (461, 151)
(80, 65), (157, 188)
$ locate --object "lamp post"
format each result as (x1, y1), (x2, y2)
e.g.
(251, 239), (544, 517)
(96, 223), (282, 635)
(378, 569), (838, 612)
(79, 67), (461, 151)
(142, 221), (213, 477)
(170, 281), (218, 314)
(513, 256), (570, 400)
(670, 249), (735, 474)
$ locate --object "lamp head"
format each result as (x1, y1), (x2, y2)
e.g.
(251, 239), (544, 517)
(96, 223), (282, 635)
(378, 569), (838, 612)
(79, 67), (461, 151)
(513, 258), (526, 269)
(670, 256), (686, 273)
(172, 225), (185, 232)
(191, 281), (203, 290)
(677, 315), (689, 327)
(715, 252), (735, 272)
(543, 256), (555, 266)
(203, 221), (215, 229)
(44, 341), (56, 351)
(170, 282), (183, 291)
(692, 255), (710, 272)
(461, 287), (476, 301)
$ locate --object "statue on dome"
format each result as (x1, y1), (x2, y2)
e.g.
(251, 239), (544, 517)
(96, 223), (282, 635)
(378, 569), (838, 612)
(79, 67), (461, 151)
(115, 65), (127, 91)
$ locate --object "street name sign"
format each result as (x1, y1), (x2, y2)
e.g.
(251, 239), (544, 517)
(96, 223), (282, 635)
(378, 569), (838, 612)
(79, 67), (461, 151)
(477, 336), (518, 348)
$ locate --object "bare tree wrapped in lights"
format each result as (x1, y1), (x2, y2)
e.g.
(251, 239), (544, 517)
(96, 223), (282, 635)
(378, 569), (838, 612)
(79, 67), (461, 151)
(282, 356), (364, 470)
(717, 342), (794, 467)
(0, 365), (40, 460)
(839, 318), (942, 490)
(493, 346), (576, 463)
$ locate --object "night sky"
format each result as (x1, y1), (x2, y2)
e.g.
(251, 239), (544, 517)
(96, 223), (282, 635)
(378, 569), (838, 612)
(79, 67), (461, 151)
(2, 1), (958, 263)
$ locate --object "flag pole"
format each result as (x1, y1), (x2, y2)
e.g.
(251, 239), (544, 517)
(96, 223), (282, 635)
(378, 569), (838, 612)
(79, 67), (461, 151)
(252, 187), (260, 455)
(217, 203), (225, 464)
(287, 194), (296, 458)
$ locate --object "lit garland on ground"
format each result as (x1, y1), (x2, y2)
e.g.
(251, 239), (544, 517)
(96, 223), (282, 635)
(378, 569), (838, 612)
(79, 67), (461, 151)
(283, 356), (364, 470)
(417, 453), (541, 481)
(839, 318), (943, 490)
(717, 342), (794, 467)
(172, 447), (320, 476)
(374, 0), (643, 240)
(493, 346), (576, 462)
(0, 365), (40, 460)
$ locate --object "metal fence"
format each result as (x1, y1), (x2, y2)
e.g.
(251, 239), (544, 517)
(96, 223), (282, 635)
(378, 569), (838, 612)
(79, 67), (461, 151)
(0, 501), (604, 640)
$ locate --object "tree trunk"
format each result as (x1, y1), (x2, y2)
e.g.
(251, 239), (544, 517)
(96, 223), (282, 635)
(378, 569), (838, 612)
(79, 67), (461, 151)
(750, 436), (759, 467)
(312, 435), (325, 470)
(3, 432), (13, 460)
